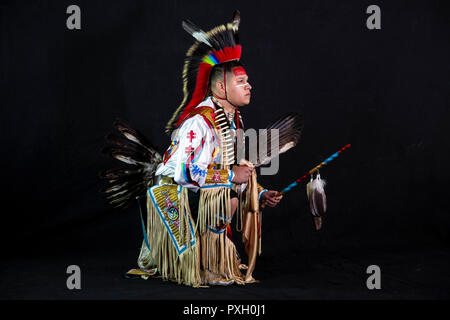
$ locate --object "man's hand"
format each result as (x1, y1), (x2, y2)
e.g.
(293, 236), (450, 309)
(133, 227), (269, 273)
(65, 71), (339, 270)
(261, 190), (283, 207)
(231, 165), (253, 184)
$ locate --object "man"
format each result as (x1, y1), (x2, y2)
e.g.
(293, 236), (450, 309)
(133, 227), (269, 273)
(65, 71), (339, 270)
(154, 60), (283, 283)
(128, 11), (283, 287)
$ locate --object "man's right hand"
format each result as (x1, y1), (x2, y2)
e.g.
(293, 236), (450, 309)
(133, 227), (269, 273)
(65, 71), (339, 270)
(231, 165), (253, 184)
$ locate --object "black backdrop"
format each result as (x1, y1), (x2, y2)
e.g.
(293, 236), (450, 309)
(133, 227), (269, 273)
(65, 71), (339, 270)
(1, 0), (449, 300)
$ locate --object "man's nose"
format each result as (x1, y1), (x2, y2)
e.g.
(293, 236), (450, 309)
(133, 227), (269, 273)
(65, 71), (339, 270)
(247, 82), (252, 90)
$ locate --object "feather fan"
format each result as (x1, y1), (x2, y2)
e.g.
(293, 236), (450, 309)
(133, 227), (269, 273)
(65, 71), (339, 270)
(253, 112), (303, 167)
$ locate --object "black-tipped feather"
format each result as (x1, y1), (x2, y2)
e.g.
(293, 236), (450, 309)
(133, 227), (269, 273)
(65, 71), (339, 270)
(114, 119), (157, 151)
(182, 20), (213, 47)
(99, 166), (142, 180)
(254, 112), (303, 166)
(99, 119), (162, 209)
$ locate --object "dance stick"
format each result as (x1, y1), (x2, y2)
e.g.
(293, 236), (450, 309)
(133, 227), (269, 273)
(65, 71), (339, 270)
(279, 144), (351, 195)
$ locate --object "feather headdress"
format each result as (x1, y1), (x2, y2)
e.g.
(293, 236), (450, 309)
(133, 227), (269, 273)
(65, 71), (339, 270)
(166, 10), (242, 134)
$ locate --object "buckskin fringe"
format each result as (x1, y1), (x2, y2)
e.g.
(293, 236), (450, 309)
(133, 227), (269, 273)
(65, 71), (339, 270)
(197, 187), (231, 235)
(138, 188), (201, 287)
(200, 229), (245, 284)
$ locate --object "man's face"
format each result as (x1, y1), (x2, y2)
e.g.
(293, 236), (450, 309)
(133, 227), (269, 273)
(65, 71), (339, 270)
(226, 67), (252, 107)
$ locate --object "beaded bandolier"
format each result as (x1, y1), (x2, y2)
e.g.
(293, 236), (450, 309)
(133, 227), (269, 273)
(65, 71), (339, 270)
(211, 96), (243, 166)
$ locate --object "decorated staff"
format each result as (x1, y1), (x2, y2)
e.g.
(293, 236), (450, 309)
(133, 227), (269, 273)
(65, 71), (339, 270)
(268, 144), (351, 230)
(280, 144), (351, 194)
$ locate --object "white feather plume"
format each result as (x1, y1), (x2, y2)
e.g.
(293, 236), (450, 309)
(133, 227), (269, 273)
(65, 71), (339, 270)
(182, 21), (212, 47)
(307, 173), (327, 217)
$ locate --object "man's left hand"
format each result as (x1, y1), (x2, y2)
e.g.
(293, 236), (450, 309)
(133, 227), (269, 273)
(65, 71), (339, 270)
(261, 190), (283, 207)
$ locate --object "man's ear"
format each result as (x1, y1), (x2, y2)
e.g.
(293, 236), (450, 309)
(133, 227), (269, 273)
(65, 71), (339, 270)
(215, 80), (225, 93)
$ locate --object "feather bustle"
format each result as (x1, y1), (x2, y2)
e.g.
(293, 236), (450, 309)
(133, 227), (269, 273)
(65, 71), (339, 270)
(100, 119), (162, 209)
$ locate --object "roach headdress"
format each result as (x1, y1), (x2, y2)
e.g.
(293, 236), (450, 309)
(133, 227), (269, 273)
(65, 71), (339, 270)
(165, 10), (242, 134)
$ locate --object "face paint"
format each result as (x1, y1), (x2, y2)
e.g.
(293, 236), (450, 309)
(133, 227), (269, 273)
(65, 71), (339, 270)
(232, 66), (247, 77)
(232, 66), (249, 87)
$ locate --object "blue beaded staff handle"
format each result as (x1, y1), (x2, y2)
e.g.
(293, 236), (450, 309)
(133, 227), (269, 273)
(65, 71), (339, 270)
(279, 144), (351, 195)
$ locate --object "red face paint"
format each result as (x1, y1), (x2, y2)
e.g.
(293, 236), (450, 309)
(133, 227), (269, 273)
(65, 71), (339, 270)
(232, 66), (247, 77)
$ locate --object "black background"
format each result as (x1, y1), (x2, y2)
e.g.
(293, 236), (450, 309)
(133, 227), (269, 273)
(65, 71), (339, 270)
(1, 0), (449, 300)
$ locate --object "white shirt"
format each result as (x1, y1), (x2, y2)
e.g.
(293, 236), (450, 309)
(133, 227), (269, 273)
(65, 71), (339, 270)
(155, 97), (234, 191)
